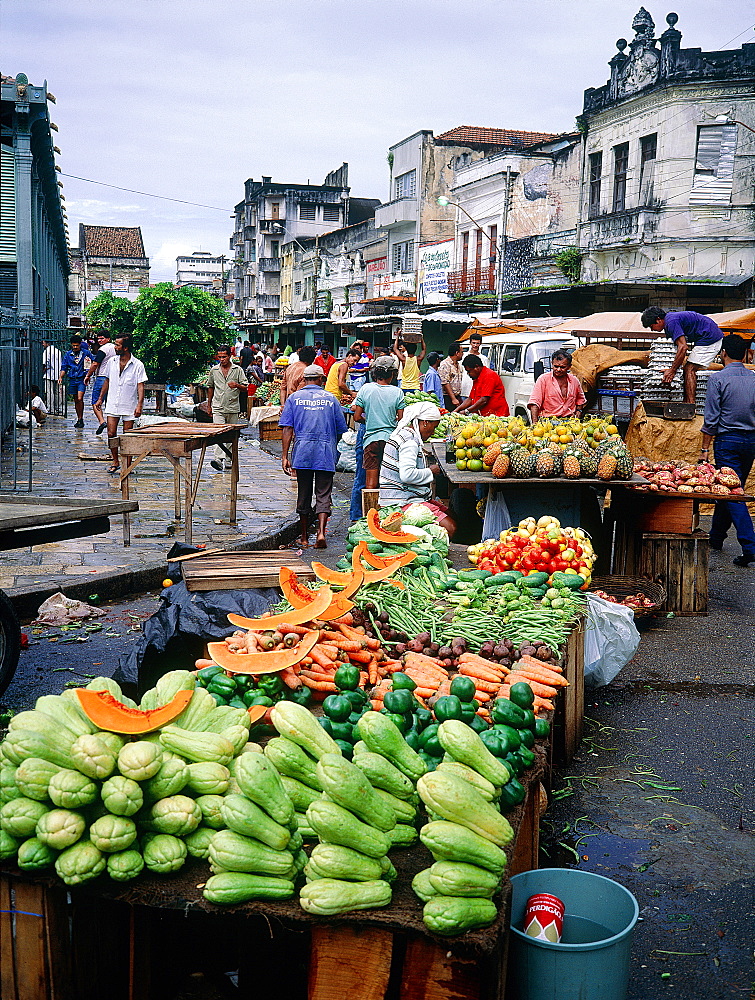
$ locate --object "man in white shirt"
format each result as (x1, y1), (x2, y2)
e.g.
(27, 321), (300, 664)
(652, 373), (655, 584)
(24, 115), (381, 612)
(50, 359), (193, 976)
(84, 331), (117, 434)
(460, 331), (489, 399)
(101, 334), (147, 473)
(25, 385), (48, 424)
(41, 339), (62, 412)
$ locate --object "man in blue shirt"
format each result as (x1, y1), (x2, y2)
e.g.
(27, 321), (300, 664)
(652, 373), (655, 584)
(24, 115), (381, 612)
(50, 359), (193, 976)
(59, 335), (94, 428)
(422, 352), (444, 405)
(280, 365), (348, 549)
(641, 307), (723, 404)
(353, 356), (404, 491)
(701, 335), (755, 567)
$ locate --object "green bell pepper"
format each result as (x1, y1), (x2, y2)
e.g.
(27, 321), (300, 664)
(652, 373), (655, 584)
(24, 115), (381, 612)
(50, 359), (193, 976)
(383, 689), (415, 715)
(391, 672), (417, 692)
(322, 694), (353, 723)
(334, 664), (360, 691)
(449, 675), (476, 703)
(433, 695), (464, 723)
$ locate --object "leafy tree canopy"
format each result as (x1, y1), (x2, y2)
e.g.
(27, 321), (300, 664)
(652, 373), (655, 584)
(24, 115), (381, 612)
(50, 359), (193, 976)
(132, 283), (234, 385)
(84, 290), (135, 338)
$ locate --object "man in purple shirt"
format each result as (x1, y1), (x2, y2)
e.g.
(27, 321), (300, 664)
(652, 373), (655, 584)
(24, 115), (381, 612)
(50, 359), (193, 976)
(701, 335), (755, 566)
(279, 365), (348, 549)
(641, 307), (723, 404)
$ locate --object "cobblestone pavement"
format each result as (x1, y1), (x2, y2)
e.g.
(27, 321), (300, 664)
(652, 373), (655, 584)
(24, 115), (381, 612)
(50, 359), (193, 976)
(0, 406), (299, 604)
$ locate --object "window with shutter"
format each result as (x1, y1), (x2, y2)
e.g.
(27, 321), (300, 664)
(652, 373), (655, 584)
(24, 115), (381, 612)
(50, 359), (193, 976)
(588, 152), (602, 218)
(691, 124), (737, 205)
(299, 203), (316, 221)
(612, 143), (629, 213)
(639, 134), (656, 204)
(323, 204), (340, 222)
(394, 170), (417, 200)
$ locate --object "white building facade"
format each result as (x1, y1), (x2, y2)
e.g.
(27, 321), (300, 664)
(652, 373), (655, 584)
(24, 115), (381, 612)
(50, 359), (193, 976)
(175, 251), (225, 292)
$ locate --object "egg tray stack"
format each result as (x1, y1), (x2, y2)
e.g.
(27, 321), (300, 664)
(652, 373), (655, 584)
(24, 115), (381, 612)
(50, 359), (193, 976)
(640, 338), (685, 403)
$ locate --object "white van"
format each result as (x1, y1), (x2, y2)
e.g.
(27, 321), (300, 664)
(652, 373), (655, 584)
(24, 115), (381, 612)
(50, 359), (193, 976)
(475, 332), (579, 421)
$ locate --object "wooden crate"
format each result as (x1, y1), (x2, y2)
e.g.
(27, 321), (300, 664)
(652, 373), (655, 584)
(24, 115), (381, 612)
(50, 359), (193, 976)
(183, 550), (315, 591)
(613, 527), (709, 615)
(259, 417), (283, 441)
(552, 618), (585, 766)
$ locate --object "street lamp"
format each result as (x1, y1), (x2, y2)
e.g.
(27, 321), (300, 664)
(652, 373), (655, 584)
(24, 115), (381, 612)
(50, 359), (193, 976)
(438, 167), (512, 319)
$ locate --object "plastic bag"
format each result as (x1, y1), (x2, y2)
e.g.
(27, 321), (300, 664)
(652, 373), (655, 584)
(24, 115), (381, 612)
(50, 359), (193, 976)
(584, 594), (640, 687)
(482, 490), (511, 540)
(336, 430), (357, 473)
(34, 592), (106, 626)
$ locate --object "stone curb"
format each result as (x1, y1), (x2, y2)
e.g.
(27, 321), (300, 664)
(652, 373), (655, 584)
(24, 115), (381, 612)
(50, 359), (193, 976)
(7, 516), (301, 620)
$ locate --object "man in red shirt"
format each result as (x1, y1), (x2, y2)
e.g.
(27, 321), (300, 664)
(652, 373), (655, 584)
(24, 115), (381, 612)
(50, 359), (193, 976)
(455, 356), (509, 416)
(314, 344), (337, 376)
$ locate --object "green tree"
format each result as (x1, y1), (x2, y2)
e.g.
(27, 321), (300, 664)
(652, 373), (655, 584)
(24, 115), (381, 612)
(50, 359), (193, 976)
(84, 290), (135, 337)
(132, 283), (234, 385)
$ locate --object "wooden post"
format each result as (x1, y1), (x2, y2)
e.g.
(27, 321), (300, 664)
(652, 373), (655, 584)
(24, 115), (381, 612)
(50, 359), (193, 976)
(230, 431), (239, 524)
(12, 882), (47, 1000)
(173, 461), (181, 520)
(309, 926), (393, 1000)
(361, 489), (380, 516)
(509, 781), (541, 876)
(184, 453), (193, 544)
(553, 618), (585, 765)
(400, 937), (486, 1000)
(120, 454), (131, 548)
(0, 876), (18, 1000)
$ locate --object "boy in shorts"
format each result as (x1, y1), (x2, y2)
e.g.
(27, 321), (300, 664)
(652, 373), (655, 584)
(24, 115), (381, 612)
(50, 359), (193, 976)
(59, 335), (94, 428)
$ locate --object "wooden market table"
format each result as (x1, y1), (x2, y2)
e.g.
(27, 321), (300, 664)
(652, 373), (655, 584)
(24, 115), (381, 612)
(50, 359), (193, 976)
(110, 423), (242, 547)
(0, 752), (546, 1000)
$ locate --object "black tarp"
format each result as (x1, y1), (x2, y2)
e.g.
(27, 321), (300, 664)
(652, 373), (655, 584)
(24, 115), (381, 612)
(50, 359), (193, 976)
(114, 582), (278, 697)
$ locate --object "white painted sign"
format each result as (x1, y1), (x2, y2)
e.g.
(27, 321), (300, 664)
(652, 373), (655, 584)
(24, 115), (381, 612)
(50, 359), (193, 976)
(417, 240), (453, 305)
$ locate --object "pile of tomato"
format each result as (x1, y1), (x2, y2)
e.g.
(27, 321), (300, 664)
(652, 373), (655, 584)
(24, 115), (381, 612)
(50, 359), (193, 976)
(472, 517), (595, 587)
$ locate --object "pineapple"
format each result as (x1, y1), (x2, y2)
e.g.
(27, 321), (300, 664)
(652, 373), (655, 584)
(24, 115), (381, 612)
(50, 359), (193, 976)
(562, 448), (581, 479)
(613, 446), (634, 480)
(483, 442), (502, 467)
(492, 453), (511, 479)
(510, 448), (533, 478)
(579, 451), (598, 477)
(596, 453), (618, 481)
(535, 450), (556, 478)
(548, 448), (564, 476)
(573, 436), (591, 456)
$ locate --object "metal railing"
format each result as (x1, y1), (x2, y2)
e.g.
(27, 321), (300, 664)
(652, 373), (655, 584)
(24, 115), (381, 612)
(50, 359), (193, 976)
(0, 308), (69, 490)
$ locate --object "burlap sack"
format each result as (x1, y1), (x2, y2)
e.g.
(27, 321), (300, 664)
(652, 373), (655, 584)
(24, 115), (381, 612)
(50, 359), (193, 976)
(571, 346), (650, 405)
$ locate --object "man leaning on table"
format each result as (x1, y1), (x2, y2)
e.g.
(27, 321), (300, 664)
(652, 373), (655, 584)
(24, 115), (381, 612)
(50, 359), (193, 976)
(527, 349), (586, 423)
(207, 344), (248, 472)
(701, 334), (755, 568)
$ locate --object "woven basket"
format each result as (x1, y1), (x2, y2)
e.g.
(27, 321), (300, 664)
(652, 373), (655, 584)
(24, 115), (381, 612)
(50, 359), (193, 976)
(588, 575), (666, 618)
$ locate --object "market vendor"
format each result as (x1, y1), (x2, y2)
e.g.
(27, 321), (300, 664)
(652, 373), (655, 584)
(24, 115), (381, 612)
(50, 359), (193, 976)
(454, 355), (509, 416)
(701, 334), (755, 567)
(379, 401), (456, 537)
(527, 349), (586, 422)
(641, 307), (723, 404)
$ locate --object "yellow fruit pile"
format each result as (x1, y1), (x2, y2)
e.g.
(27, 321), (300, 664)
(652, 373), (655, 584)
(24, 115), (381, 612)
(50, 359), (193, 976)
(454, 416), (620, 472)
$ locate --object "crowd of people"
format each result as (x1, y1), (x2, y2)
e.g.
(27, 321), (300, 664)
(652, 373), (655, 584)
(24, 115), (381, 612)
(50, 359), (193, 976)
(36, 309), (755, 559)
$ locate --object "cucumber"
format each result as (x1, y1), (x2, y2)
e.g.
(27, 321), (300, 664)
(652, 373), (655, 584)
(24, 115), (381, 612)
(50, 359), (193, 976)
(458, 570), (492, 582)
(518, 572), (549, 588)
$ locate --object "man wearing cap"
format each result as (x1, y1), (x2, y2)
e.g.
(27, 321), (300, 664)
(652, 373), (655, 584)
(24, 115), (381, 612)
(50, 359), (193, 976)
(353, 356), (404, 490)
(279, 365), (348, 549)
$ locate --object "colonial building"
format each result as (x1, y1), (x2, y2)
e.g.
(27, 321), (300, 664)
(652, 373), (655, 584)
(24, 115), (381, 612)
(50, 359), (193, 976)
(68, 225), (150, 325)
(229, 164), (360, 327)
(176, 250), (225, 292)
(576, 7), (755, 311)
(0, 73), (68, 323)
(445, 130), (582, 300)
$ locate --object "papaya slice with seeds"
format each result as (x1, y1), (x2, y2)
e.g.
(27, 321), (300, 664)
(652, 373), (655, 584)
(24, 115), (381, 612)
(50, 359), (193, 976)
(366, 508), (421, 544)
(75, 688), (193, 735)
(360, 549), (418, 571)
(351, 542), (415, 584)
(227, 586), (333, 630)
(208, 630), (320, 676)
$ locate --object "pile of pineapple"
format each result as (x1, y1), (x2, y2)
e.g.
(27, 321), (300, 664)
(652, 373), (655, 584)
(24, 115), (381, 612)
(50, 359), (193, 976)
(453, 416), (633, 481)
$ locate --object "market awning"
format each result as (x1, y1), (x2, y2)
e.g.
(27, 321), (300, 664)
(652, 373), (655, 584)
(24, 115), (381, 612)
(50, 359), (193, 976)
(460, 316), (570, 340)
(551, 308), (755, 337)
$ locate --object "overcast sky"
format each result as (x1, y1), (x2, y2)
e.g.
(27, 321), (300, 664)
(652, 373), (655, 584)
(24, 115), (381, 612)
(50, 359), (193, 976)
(3, 0), (752, 281)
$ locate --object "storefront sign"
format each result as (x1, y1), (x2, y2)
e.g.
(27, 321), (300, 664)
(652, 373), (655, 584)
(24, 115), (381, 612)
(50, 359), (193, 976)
(417, 240), (453, 305)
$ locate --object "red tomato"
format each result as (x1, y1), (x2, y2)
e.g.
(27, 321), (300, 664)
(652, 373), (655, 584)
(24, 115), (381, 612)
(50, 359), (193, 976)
(503, 548), (518, 564)
(478, 559), (495, 572)
(553, 558), (568, 572)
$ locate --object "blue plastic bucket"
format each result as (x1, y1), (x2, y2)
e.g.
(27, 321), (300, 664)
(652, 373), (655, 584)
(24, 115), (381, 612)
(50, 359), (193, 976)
(508, 868), (639, 1000)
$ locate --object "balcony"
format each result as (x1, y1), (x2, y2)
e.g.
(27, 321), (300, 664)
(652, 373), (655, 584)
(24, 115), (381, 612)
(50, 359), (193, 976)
(447, 266), (496, 295)
(258, 257), (281, 272)
(259, 219), (285, 233)
(581, 207), (659, 250)
(375, 197), (417, 229)
(243, 225), (255, 241)
(256, 293), (280, 309)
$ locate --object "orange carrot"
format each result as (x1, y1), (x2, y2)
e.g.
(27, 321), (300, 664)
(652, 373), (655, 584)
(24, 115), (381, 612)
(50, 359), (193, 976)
(368, 658), (378, 685)
(276, 623), (315, 636)
(457, 662), (503, 683)
(330, 612), (355, 626)
(338, 623), (379, 649)
(511, 665), (569, 687)
(469, 679), (500, 695)
(435, 678), (452, 699)
(346, 649), (374, 665)
(370, 699), (382, 710)
(472, 689), (492, 702)
(300, 677), (337, 692)
(509, 675), (558, 699)
(519, 655), (564, 674)
(309, 646), (338, 670)
(382, 660), (404, 673)
(403, 651), (445, 670)
(279, 666), (302, 690)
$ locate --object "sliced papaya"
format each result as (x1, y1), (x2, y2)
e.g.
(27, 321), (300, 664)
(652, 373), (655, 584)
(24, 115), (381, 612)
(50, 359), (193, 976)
(208, 630), (320, 676)
(75, 688), (193, 735)
(227, 586), (333, 630)
(247, 704), (270, 725)
(366, 507), (421, 544)
(311, 562), (356, 588)
(360, 548), (418, 571)
(316, 594), (357, 622)
(351, 541), (415, 583)
(279, 566), (324, 609)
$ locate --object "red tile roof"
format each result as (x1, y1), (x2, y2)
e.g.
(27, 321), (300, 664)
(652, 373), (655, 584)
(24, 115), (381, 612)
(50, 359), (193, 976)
(435, 126), (563, 148)
(80, 225), (146, 258)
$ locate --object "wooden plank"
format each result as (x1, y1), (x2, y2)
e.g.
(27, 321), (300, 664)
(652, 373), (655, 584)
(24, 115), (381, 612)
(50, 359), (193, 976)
(13, 881), (48, 1000)
(399, 936), (485, 1000)
(509, 781), (541, 876)
(681, 536), (698, 615)
(667, 538), (683, 613)
(0, 875), (18, 1000)
(43, 885), (74, 1000)
(695, 536), (709, 613)
(309, 926), (393, 1000)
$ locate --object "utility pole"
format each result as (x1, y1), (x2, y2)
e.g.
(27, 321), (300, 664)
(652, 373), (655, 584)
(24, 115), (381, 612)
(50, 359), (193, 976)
(495, 165), (512, 320)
